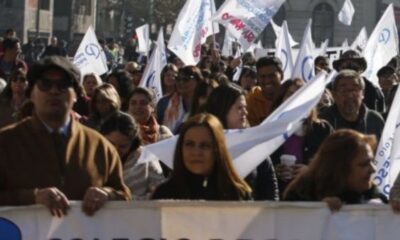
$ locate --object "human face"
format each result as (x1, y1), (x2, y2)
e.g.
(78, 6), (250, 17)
(226, 95), (248, 129)
(105, 131), (131, 159)
(11, 75), (28, 95)
(95, 92), (114, 117)
(30, 69), (76, 121)
(240, 73), (256, 91)
(283, 83), (303, 102)
(176, 75), (197, 97)
(128, 93), (154, 124)
(257, 65), (282, 100)
(346, 144), (375, 193)
(182, 126), (215, 176)
(83, 75), (99, 97)
(378, 74), (397, 93)
(333, 77), (364, 121)
(163, 70), (177, 90)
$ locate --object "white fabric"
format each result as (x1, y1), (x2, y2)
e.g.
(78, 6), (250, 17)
(351, 27), (368, 52)
(270, 19), (298, 48)
(374, 85), (400, 197)
(292, 19), (315, 82)
(213, 0), (285, 51)
(275, 20), (295, 81)
(135, 24), (150, 56)
(138, 28), (167, 101)
(338, 0), (355, 26)
(363, 4), (399, 85)
(168, 0), (218, 65)
(73, 26), (108, 77)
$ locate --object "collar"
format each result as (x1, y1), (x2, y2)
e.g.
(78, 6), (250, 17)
(41, 115), (71, 137)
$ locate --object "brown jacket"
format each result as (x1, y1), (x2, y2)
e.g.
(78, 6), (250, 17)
(0, 115), (131, 205)
(245, 86), (273, 126)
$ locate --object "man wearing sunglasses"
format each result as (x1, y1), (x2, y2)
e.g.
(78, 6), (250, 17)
(0, 56), (131, 217)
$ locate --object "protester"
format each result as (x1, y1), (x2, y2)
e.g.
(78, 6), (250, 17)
(189, 80), (218, 117)
(284, 129), (387, 211)
(332, 49), (385, 114)
(270, 78), (333, 197)
(0, 56), (131, 217)
(246, 56), (283, 126)
(41, 36), (67, 58)
(106, 69), (134, 111)
(100, 112), (165, 200)
(124, 61), (142, 87)
(377, 65), (398, 118)
(237, 66), (257, 92)
(205, 84), (278, 200)
(314, 55), (331, 74)
(0, 37), (27, 81)
(152, 113), (252, 200)
(86, 83), (121, 131)
(127, 87), (172, 145)
(160, 63), (178, 96)
(320, 69), (384, 140)
(157, 65), (203, 133)
(0, 68), (28, 128)
(82, 72), (103, 98)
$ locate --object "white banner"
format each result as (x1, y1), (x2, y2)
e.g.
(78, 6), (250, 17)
(213, 0), (285, 51)
(374, 85), (400, 196)
(363, 4), (399, 85)
(292, 19), (315, 82)
(270, 19), (298, 48)
(351, 27), (368, 52)
(135, 24), (150, 56)
(168, 0), (218, 65)
(138, 28), (167, 101)
(1, 202), (399, 240)
(73, 26), (108, 77)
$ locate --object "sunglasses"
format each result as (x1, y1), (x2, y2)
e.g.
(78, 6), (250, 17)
(177, 75), (195, 83)
(36, 77), (73, 92)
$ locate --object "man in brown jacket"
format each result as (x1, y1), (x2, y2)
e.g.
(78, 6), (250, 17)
(0, 56), (131, 217)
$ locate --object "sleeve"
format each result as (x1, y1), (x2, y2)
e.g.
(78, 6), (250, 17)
(254, 158), (279, 201)
(102, 146), (132, 201)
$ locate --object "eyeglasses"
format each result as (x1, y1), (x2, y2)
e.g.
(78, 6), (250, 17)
(36, 77), (73, 92)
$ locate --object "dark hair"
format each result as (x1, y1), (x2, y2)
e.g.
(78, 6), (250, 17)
(171, 113), (252, 200)
(106, 69), (134, 110)
(238, 66), (256, 89)
(100, 112), (141, 161)
(205, 84), (244, 128)
(2, 37), (19, 51)
(160, 63), (178, 94)
(178, 65), (204, 82)
(2, 68), (27, 100)
(128, 87), (156, 108)
(377, 66), (395, 78)
(189, 81), (216, 116)
(284, 129), (377, 200)
(256, 56), (283, 78)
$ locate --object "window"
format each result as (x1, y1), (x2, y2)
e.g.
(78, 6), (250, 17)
(0, 0), (13, 7)
(312, 3), (334, 46)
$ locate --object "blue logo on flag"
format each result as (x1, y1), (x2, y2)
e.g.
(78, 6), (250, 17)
(145, 71), (156, 88)
(379, 28), (390, 44)
(301, 56), (314, 81)
(85, 44), (101, 58)
(0, 218), (22, 240)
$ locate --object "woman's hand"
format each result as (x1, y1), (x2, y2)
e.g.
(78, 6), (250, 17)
(292, 164), (308, 178)
(275, 164), (294, 182)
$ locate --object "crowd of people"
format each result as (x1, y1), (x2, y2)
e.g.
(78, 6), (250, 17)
(2, 27), (400, 217)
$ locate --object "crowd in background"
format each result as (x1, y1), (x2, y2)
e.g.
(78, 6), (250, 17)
(1, 27), (400, 217)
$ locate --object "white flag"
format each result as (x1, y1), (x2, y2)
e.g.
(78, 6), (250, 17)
(213, 0), (285, 51)
(374, 85), (400, 197)
(275, 21), (294, 81)
(222, 29), (236, 57)
(341, 38), (350, 50)
(73, 26), (108, 77)
(292, 19), (315, 82)
(363, 4), (399, 85)
(168, 0), (218, 65)
(316, 39), (329, 57)
(140, 72), (329, 178)
(138, 28), (167, 101)
(338, 0), (355, 26)
(270, 19), (298, 48)
(135, 24), (150, 56)
(351, 27), (368, 52)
